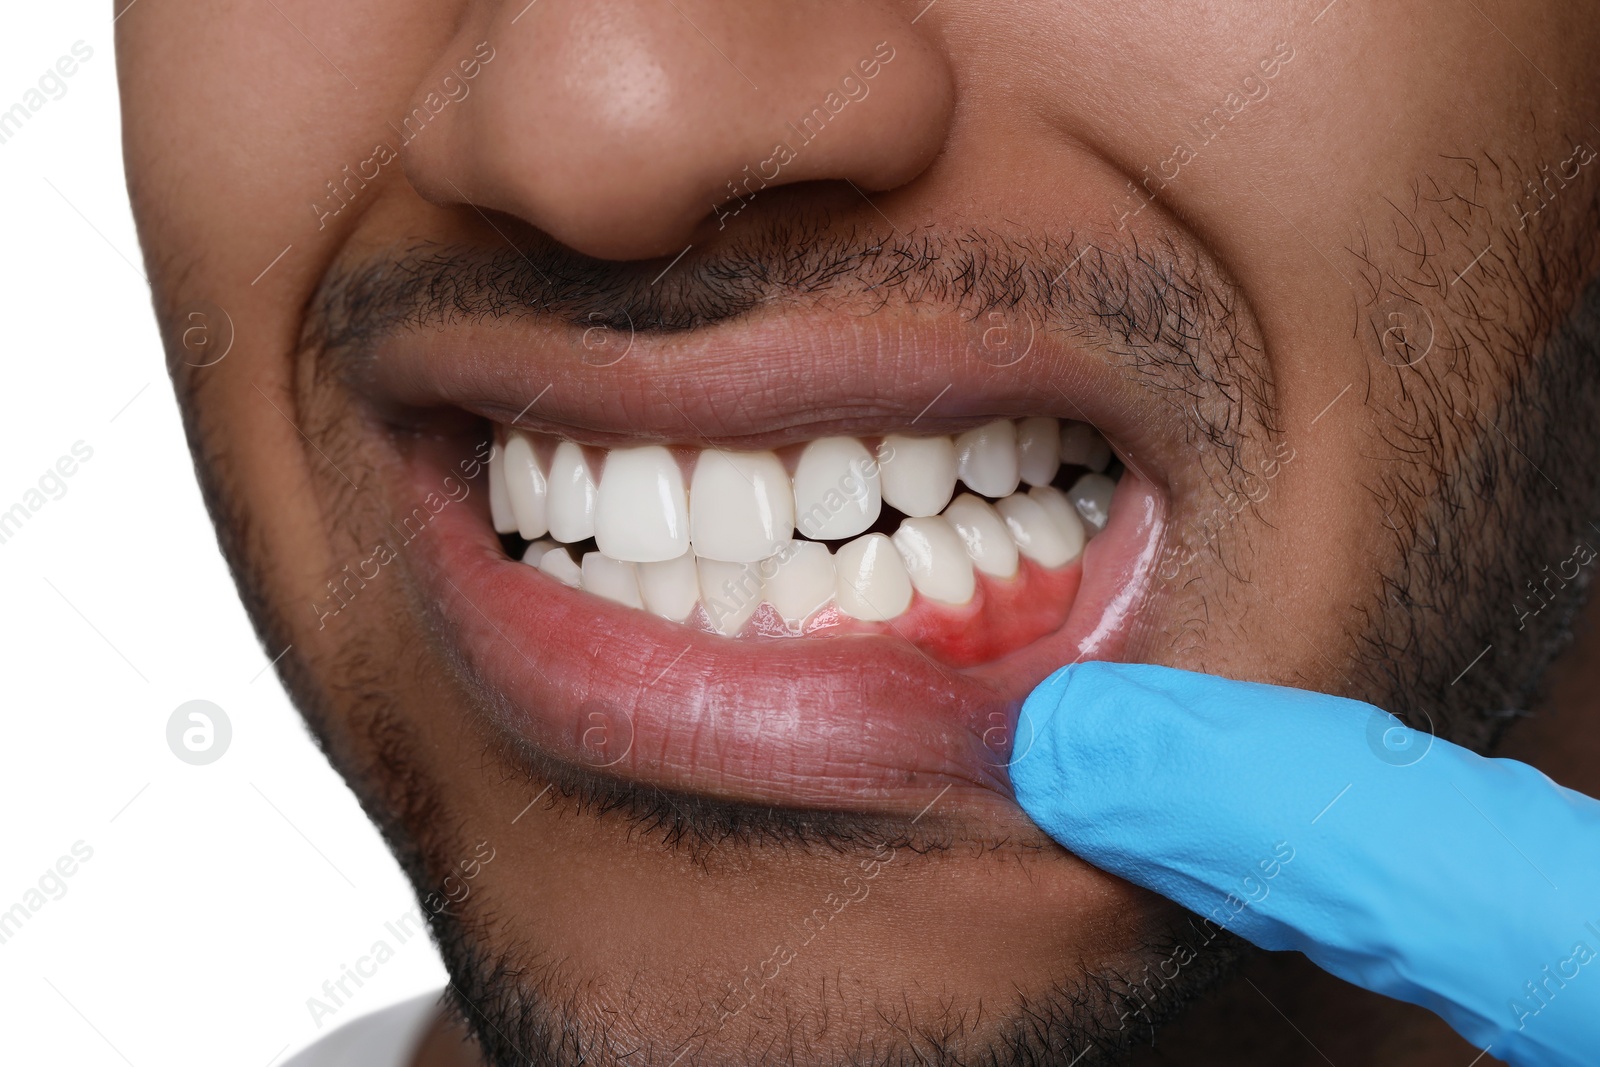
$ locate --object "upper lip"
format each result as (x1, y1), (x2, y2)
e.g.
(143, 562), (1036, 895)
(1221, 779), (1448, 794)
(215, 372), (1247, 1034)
(351, 302), (1178, 466)
(349, 297), (1172, 819)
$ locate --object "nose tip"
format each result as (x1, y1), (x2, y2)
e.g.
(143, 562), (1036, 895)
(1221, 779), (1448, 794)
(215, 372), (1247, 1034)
(403, 1), (953, 261)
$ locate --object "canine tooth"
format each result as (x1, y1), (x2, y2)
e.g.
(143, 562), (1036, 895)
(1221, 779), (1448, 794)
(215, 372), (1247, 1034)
(793, 437), (881, 540)
(546, 441), (598, 542)
(878, 435), (957, 518)
(943, 493), (1019, 578)
(699, 559), (763, 636)
(891, 516), (975, 605)
(1059, 422), (1112, 472)
(835, 533), (913, 620)
(489, 443), (518, 535)
(538, 546), (582, 587)
(1028, 486), (1088, 552)
(1068, 473), (1116, 533)
(955, 419), (1020, 497)
(521, 539), (556, 566)
(996, 493), (1082, 568)
(581, 552), (644, 608)
(1016, 417), (1061, 487)
(595, 445), (689, 562)
(503, 431), (550, 540)
(763, 541), (835, 627)
(691, 450), (794, 563)
(637, 553), (700, 622)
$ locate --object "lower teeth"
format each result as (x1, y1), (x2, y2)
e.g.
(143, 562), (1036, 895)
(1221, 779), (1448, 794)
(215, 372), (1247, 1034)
(488, 417), (1120, 634)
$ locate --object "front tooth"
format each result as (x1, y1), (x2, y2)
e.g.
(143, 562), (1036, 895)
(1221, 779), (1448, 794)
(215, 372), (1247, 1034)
(637, 553), (701, 622)
(521, 539), (556, 566)
(595, 445), (689, 562)
(955, 419), (1020, 497)
(503, 431), (550, 539)
(793, 437), (881, 540)
(878, 435), (957, 518)
(489, 442), (518, 535)
(538, 545), (582, 587)
(546, 441), (598, 542)
(690, 450), (794, 562)
(891, 516), (975, 605)
(995, 493), (1083, 568)
(698, 559), (763, 636)
(1059, 422), (1112, 473)
(763, 541), (835, 628)
(834, 533), (913, 620)
(1067, 473), (1116, 533)
(942, 493), (1019, 578)
(1028, 486), (1089, 550)
(581, 552), (644, 608)
(1016, 417), (1061, 487)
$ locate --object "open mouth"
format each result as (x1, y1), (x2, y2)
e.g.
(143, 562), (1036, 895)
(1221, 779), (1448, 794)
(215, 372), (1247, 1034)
(349, 311), (1170, 815)
(488, 417), (1120, 667)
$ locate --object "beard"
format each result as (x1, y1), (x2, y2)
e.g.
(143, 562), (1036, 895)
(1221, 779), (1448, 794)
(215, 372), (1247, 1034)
(166, 150), (1600, 1065)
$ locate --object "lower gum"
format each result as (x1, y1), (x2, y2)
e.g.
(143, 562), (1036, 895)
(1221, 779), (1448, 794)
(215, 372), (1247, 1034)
(679, 556), (1084, 669)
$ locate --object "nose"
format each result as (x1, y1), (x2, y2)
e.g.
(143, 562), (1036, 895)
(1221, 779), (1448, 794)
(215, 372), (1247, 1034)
(402, 0), (954, 260)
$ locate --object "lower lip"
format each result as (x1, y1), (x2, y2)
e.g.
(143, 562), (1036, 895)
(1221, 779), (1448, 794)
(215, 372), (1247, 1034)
(404, 440), (1166, 814)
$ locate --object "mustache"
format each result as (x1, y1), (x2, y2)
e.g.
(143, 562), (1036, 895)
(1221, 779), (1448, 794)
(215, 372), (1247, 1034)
(305, 217), (1230, 356)
(303, 217), (1270, 482)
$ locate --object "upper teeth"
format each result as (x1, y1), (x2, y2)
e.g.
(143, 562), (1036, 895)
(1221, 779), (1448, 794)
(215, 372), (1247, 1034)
(487, 417), (1115, 632)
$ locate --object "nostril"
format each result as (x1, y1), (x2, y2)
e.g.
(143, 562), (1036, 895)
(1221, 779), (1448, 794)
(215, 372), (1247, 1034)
(400, 3), (955, 263)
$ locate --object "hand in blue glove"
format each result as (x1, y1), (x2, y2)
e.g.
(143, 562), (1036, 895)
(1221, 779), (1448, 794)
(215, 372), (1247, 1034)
(1010, 662), (1600, 1067)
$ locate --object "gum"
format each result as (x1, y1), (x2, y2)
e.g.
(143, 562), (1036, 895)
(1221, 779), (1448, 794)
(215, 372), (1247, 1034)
(686, 556), (1084, 669)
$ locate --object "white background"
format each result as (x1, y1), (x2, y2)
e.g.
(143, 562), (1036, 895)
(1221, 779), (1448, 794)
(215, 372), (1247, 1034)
(0, 6), (447, 1064)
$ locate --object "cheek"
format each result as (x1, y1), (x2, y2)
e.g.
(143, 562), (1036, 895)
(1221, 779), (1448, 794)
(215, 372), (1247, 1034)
(119, 0), (454, 314)
(119, 1), (464, 630)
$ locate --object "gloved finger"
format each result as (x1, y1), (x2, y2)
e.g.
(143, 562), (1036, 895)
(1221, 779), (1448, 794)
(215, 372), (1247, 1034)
(1009, 661), (1600, 1067)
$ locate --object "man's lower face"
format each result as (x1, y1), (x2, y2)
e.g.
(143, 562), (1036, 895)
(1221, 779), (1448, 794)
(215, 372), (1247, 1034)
(273, 224), (1263, 1065)
(119, 1), (1599, 1063)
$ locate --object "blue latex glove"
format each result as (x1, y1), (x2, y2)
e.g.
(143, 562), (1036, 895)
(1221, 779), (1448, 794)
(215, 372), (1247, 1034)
(1011, 662), (1600, 1067)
